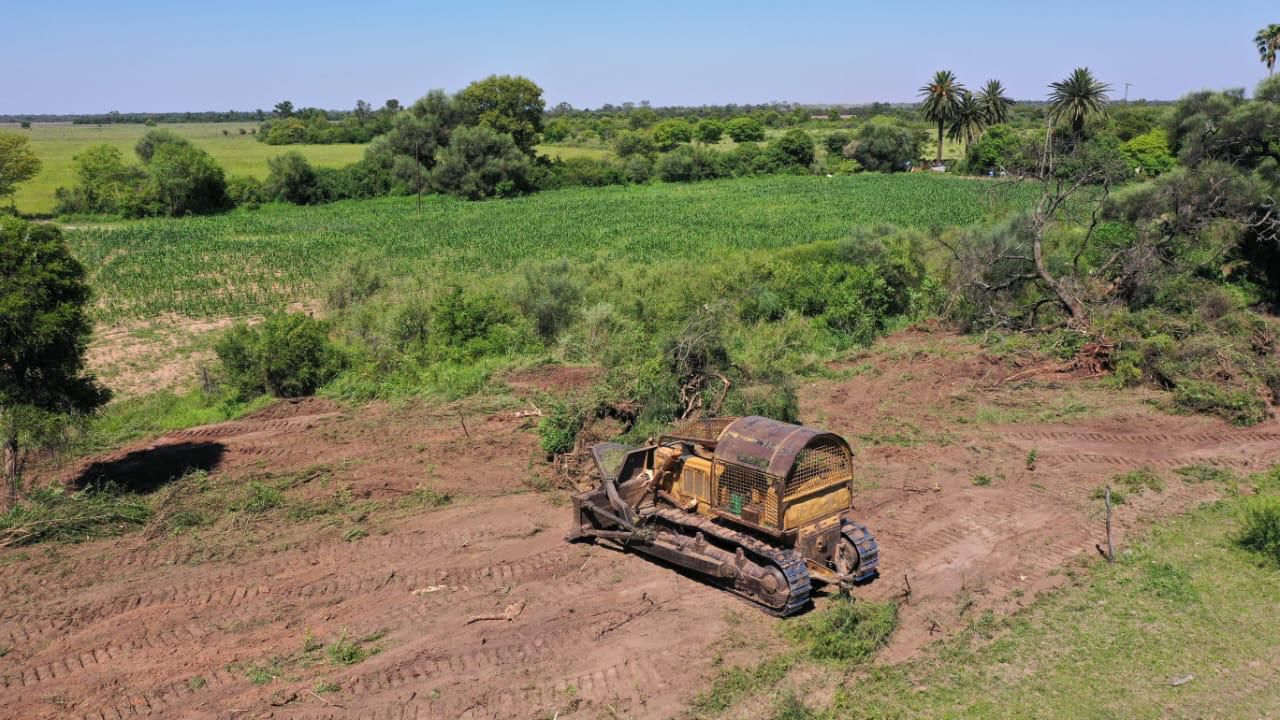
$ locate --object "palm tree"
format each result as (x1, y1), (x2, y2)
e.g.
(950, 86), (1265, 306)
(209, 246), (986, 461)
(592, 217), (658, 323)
(1257, 24), (1280, 76)
(946, 92), (985, 152)
(1047, 67), (1111, 137)
(977, 79), (1014, 125)
(919, 70), (965, 163)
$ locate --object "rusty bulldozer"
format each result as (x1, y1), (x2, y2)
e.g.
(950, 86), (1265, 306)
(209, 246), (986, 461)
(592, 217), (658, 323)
(567, 416), (878, 615)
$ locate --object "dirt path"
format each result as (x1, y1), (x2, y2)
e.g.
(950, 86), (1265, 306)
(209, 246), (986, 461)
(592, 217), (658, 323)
(3, 333), (1278, 719)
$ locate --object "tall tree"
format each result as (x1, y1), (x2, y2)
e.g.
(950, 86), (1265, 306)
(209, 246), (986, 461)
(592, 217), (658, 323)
(919, 70), (965, 163)
(273, 100), (295, 118)
(977, 79), (1014, 125)
(0, 132), (41, 203)
(1048, 68), (1111, 136)
(456, 75), (546, 154)
(1257, 24), (1280, 76)
(1, 219), (109, 509)
(947, 92), (986, 152)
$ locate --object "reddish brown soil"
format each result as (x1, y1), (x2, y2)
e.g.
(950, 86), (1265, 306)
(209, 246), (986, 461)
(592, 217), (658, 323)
(4, 333), (1278, 719)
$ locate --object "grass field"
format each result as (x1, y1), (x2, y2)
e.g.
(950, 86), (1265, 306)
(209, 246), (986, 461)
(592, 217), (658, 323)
(1, 122), (367, 214)
(66, 173), (1036, 323)
(701, 479), (1280, 719)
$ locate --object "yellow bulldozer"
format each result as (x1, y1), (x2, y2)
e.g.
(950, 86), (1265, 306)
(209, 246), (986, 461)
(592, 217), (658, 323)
(567, 416), (879, 615)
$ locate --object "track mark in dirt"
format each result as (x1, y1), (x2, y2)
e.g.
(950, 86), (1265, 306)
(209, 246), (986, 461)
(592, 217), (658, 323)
(9, 330), (1280, 719)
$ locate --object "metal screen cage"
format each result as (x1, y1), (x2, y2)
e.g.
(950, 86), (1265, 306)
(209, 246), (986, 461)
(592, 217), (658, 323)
(712, 459), (780, 527)
(709, 416), (854, 532)
(785, 438), (853, 500)
(667, 416), (739, 445)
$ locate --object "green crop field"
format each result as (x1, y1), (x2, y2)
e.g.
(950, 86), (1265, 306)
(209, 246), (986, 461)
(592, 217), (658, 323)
(1, 122), (367, 215)
(66, 173), (1036, 324)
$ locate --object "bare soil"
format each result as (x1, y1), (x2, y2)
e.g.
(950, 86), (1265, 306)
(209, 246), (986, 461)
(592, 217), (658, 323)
(4, 331), (1278, 719)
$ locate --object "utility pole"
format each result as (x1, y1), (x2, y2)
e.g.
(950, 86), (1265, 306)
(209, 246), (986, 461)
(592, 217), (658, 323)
(415, 140), (422, 219)
(1123, 82), (1132, 103)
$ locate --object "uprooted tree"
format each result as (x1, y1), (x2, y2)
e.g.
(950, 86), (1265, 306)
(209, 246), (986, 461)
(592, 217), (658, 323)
(943, 75), (1280, 423)
(1, 218), (109, 509)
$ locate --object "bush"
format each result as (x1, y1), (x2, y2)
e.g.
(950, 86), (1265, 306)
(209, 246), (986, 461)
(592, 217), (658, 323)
(613, 130), (657, 158)
(652, 119), (694, 151)
(850, 121), (920, 172)
(1237, 495), (1280, 565)
(429, 126), (532, 199)
(656, 145), (726, 182)
(1122, 129), (1176, 176)
(226, 175), (264, 208)
(695, 119), (725, 144)
(726, 117), (766, 142)
(510, 259), (582, 341)
(265, 151), (323, 205)
(142, 141), (229, 216)
(966, 124), (1028, 174)
(538, 396), (586, 455)
(549, 157), (627, 188)
(216, 312), (345, 398)
(823, 130), (851, 155)
(1172, 380), (1267, 426)
(783, 597), (898, 663)
(769, 129), (815, 168)
(325, 261), (384, 312)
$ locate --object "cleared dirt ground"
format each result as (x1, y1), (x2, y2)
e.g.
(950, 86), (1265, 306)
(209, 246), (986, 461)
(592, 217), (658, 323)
(4, 330), (1278, 719)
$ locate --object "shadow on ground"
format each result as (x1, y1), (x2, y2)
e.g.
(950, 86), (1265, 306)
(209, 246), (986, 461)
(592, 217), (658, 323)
(74, 442), (226, 493)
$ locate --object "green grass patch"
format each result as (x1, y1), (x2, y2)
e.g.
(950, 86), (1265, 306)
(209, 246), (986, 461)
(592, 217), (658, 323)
(1174, 463), (1240, 485)
(691, 655), (795, 717)
(6, 121), (365, 215)
(86, 387), (271, 452)
(0, 484), (151, 546)
(794, 485), (1280, 719)
(783, 597), (898, 663)
(1113, 466), (1165, 495)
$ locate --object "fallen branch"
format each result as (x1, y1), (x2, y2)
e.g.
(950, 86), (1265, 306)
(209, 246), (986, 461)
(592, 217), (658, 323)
(465, 599), (526, 625)
(595, 594), (662, 639)
(306, 689), (345, 708)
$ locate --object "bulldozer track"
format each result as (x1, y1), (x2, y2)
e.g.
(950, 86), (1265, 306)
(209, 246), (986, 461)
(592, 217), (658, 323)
(1038, 453), (1260, 469)
(1, 546), (577, 654)
(650, 507), (812, 616)
(0, 525), (516, 598)
(1005, 430), (1280, 444)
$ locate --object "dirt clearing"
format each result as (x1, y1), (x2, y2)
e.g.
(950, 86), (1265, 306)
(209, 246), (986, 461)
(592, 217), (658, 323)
(4, 330), (1277, 718)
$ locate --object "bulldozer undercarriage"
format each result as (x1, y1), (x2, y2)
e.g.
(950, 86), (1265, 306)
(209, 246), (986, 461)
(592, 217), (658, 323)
(575, 505), (813, 616)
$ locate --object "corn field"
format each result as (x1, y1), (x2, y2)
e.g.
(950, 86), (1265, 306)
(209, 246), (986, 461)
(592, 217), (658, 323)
(66, 174), (1039, 323)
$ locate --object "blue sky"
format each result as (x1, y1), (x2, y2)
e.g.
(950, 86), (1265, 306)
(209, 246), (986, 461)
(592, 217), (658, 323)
(5, 1), (1277, 113)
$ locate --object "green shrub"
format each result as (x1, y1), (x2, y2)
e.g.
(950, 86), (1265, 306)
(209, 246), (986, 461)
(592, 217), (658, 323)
(242, 482), (283, 513)
(538, 396), (586, 455)
(216, 313), (345, 398)
(325, 262), (384, 312)
(1236, 495), (1280, 565)
(784, 597), (897, 663)
(850, 120), (921, 172)
(1114, 467), (1165, 495)
(430, 125), (533, 199)
(1172, 380), (1267, 426)
(226, 175), (264, 208)
(510, 259), (582, 341)
(823, 130), (852, 155)
(1174, 464), (1239, 484)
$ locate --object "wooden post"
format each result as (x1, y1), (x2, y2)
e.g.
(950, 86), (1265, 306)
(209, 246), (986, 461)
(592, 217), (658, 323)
(415, 140), (422, 219)
(1104, 485), (1114, 563)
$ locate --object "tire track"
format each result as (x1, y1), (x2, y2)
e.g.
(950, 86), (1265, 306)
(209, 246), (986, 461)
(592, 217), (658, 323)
(1004, 430), (1280, 444)
(0, 543), (573, 650)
